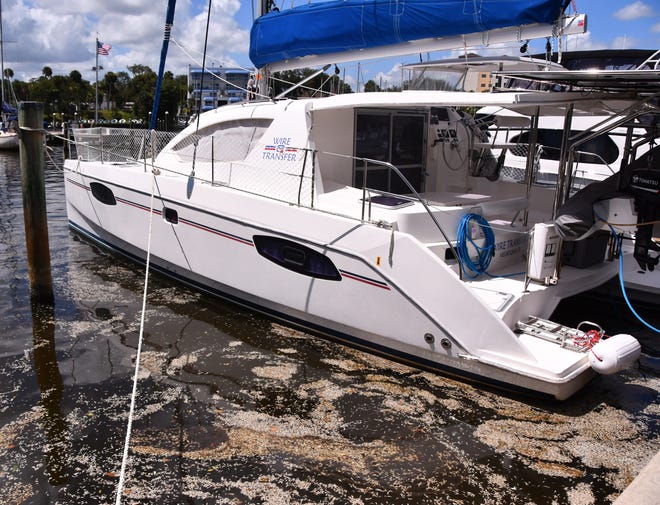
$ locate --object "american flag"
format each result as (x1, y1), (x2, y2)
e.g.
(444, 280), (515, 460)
(97, 40), (112, 55)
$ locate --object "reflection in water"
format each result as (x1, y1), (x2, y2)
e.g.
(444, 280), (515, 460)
(0, 147), (658, 503)
(31, 297), (69, 486)
(21, 129), (67, 484)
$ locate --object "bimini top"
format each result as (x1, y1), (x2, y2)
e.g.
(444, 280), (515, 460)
(492, 69), (660, 95)
(249, 0), (572, 69)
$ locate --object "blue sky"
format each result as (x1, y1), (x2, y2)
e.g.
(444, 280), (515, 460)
(2, 0), (659, 89)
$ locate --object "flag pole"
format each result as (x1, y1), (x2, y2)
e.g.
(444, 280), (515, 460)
(95, 36), (99, 124)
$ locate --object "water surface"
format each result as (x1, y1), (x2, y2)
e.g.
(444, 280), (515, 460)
(0, 148), (658, 504)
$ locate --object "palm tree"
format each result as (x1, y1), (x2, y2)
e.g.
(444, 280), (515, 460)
(102, 71), (118, 110)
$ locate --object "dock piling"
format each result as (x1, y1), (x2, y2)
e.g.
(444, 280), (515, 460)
(19, 101), (54, 305)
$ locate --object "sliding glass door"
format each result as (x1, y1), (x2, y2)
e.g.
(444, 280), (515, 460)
(354, 110), (427, 194)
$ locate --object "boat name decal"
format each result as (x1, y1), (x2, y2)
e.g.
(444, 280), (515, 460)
(494, 236), (526, 258)
(263, 137), (298, 161)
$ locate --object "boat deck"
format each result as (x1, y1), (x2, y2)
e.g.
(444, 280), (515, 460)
(315, 183), (620, 321)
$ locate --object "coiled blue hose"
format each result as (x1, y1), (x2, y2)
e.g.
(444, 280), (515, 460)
(456, 213), (495, 279)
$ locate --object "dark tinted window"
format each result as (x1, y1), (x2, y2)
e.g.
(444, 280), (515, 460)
(354, 111), (427, 193)
(355, 114), (390, 162)
(511, 129), (619, 165)
(253, 235), (341, 281)
(163, 207), (178, 224)
(90, 182), (116, 205)
(392, 115), (425, 166)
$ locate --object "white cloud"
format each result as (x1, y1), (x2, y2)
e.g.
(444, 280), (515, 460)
(373, 63), (404, 89)
(612, 35), (640, 49)
(562, 32), (608, 52)
(1, 0), (251, 82)
(613, 1), (654, 21)
(652, 22), (660, 33)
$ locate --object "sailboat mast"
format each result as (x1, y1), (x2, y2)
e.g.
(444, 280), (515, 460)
(254, 0), (272, 98)
(257, 0), (270, 17)
(150, 0), (177, 130)
(0, 0), (5, 109)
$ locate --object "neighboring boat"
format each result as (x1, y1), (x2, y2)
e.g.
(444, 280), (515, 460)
(0, 0), (17, 150)
(473, 49), (660, 190)
(401, 50), (660, 301)
(0, 126), (18, 149)
(0, 100), (18, 149)
(455, 49), (660, 300)
(61, 0), (655, 400)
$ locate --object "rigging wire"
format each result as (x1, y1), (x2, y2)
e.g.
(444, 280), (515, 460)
(170, 38), (266, 101)
(194, 0), (213, 135)
(170, 37), (336, 100)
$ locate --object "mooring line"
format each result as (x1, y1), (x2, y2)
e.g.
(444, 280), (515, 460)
(115, 168), (158, 505)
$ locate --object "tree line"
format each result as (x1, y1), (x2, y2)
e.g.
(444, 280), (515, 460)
(3, 64), (187, 126)
(2, 63), (391, 126)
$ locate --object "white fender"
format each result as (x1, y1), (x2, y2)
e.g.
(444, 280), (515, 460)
(588, 334), (641, 375)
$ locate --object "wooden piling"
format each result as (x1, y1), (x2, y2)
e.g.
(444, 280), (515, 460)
(19, 101), (54, 305)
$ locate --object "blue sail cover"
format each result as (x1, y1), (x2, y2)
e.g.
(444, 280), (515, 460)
(250, 0), (570, 68)
(2, 101), (17, 114)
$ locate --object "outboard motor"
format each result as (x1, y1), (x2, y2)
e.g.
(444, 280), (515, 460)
(622, 145), (660, 271)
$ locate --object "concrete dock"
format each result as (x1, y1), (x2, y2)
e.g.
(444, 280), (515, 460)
(614, 449), (660, 504)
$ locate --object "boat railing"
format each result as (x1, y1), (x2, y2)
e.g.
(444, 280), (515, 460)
(71, 127), (177, 163)
(637, 49), (660, 70)
(308, 149), (462, 277)
(68, 128), (466, 276)
(166, 138), (460, 270)
(484, 126), (618, 189)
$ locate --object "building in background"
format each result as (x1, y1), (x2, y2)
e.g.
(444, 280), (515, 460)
(188, 66), (251, 114)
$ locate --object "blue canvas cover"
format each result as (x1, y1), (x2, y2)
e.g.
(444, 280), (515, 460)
(2, 101), (16, 114)
(250, 0), (570, 68)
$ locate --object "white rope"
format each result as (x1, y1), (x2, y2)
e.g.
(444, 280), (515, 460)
(114, 168), (158, 505)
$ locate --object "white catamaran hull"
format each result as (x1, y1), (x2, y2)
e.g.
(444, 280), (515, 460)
(63, 92), (646, 400)
(64, 165), (598, 399)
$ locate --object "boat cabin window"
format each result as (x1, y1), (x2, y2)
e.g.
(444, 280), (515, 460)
(163, 207), (179, 225)
(353, 111), (427, 194)
(171, 118), (273, 162)
(89, 182), (117, 205)
(511, 129), (619, 165)
(253, 235), (342, 281)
